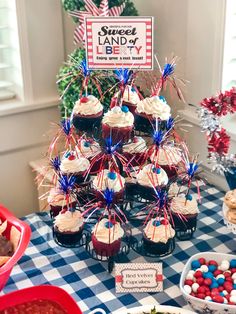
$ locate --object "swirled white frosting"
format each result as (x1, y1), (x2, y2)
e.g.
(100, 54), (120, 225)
(47, 188), (76, 207)
(150, 146), (182, 165)
(93, 169), (125, 192)
(123, 136), (147, 154)
(136, 96), (171, 120)
(92, 218), (124, 244)
(168, 183), (180, 198)
(54, 210), (83, 232)
(76, 139), (101, 158)
(171, 196), (199, 215)
(115, 85), (140, 104)
(102, 106), (134, 127)
(60, 152), (90, 174)
(144, 219), (175, 243)
(136, 164), (168, 188)
(73, 95), (103, 115)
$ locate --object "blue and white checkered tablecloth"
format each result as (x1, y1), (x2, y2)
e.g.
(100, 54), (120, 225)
(1, 183), (236, 314)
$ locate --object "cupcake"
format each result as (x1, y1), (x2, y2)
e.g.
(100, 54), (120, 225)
(136, 164), (168, 200)
(102, 106), (134, 143)
(53, 209), (84, 246)
(47, 187), (77, 217)
(143, 218), (175, 255)
(224, 190), (236, 225)
(76, 139), (102, 174)
(72, 95), (103, 132)
(60, 151), (90, 185)
(93, 169), (125, 204)
(171, 195), (199, 231)
(115, 85), (140, 114)
(150, 146), (182, 178)
(122, 136), (147, 167)
(135, 96), (171, 132)
(92, 218), (124, 257)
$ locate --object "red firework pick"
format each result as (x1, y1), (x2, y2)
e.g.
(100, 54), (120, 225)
(201, 87), (236, 117)
(207, 128), (230, 155)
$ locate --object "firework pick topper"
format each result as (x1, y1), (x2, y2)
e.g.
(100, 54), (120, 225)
(85, 17), (154, 69)
(115, 263), (163, 293)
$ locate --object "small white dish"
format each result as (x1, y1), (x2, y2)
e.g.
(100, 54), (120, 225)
(180, 252), (236, 314)
(222, 202), (236, 234)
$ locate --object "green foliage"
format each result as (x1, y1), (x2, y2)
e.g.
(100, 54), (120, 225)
(58, 0), (139, 117)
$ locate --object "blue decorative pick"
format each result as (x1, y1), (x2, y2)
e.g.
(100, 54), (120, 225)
(79, 59), (91, 77)
(105, 137), (121, 155)
(156, 189), (168, 208)
(105, 221), (114, 229)
(107, 172), (117, 180)
(114, 68), (132, 85)
(162, 63), (175, 80)
(166, 117), (174, 131)
(153, 130), (164, 147)
(103, 188), (114, 206)
(58, 175), (76, 194)
(121, 106), (129, 113)
(51, 156), (61, 171)
(187, 162), (199, 178)
(152, 220), (161, 227)
(185, 194), (193, 201)
(61, 118), (72, 136)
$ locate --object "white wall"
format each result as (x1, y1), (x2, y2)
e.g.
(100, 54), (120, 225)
(0, 0), (64, 217)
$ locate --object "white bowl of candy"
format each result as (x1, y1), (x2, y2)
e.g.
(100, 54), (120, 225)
(180, 252), (236, 314)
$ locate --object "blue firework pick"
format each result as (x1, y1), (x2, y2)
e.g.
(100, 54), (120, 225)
(162, 62), (175, 80)
(114, 68), (132, 85)
(103, 188), (114, 207)
(187, 162), (199, 178)
(155, 188), (168, 208)
(61, 118), (72, 136)
(79, 59), (91, 77)
(166, 117), (175, 131)
(153, 129), (164, 147)
(105, 137), (121, 155)
(58, 175), (76, 194)
(51, 156), (61, 171)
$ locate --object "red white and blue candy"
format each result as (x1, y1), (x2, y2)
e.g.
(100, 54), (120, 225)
(184, 258), (236, 305)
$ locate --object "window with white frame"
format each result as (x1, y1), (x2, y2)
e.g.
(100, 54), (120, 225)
(222, 0), (236, 91)
(0, 0), (23, 101)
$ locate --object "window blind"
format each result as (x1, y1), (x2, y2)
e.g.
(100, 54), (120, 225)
(222, 0), (236, 91)
(0, 0), (22, 101)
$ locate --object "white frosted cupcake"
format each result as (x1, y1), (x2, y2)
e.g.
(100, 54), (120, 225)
(122, 136), (147, 166)
(72, 95), (103, 131)
(76, 139), (102, 174)
(102, 106), (134, 143)
(92, 218), (124, 257)
(136, 164), (168, 201)
(135, 96), (171, 131)
(53, 210), (84, 245)
(171, 195), (199, 232)
(115, 85), (140, 114)
(60, 151), (90, 184)
(143, 218), (175, 255)
(93, 169), (125, 203)
(150, 146), (182, 177)
(48, 187), (77, 217)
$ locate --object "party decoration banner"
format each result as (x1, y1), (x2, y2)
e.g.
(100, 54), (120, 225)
(85, 17), (154, 70)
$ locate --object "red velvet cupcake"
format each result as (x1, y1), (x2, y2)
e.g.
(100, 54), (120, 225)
(47, 187), (77, 217)
(122, 136), (147, 167)
(92, 219), (124, 257)
(102, 106), (134, 143)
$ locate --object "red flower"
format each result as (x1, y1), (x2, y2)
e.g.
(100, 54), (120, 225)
(207, 128), (230, 155)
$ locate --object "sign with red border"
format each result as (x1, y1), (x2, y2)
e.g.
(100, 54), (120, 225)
(85, 17), (153, 70)
(115, 263), (163, 293)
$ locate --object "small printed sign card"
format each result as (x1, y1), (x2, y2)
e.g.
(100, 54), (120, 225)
(85, 17), (153, 70)
(115, 263), (163, 293)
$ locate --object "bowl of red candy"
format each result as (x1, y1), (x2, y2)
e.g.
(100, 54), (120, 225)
(180, 252), (236, 314)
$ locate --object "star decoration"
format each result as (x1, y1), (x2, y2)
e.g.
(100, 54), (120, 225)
(69, 0), (126, 44)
